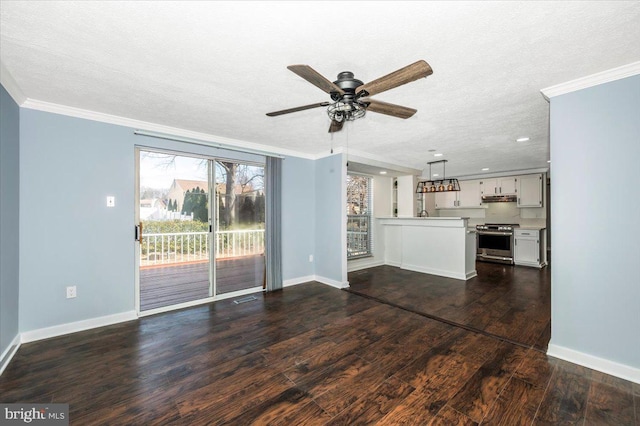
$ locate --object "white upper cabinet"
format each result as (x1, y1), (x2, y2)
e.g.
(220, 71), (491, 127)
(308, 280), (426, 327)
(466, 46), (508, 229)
(480, 177), (518, 196)
(499, 177), (518, 195)
(430, 174), (544, 210)
(517, 174), (543, 207)
(434, 179), (482, 209)
(458, 179), (482, 207)
(434, 190), (457, 209)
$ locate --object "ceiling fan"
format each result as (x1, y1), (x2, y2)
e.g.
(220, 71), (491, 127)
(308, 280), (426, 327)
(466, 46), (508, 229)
(266, 60), (433, 133)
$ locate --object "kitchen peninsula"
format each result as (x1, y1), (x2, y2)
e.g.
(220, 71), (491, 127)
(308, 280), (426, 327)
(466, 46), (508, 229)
(377, 217), (477, 280)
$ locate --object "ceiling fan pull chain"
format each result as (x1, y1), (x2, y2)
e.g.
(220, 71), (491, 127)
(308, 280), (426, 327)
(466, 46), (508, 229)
(330, 127), (334, 154)
(346, 121), (349, 166)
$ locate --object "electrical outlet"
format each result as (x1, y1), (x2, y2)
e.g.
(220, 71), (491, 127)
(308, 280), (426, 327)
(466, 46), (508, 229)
(309, 255), (314, 262)
(66, 286), (77, 299)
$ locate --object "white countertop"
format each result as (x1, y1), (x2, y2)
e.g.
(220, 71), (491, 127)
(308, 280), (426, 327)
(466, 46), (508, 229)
(517, 225), (546, 230)
(377, 217), (471, 229)
(376, 217), (470, 220)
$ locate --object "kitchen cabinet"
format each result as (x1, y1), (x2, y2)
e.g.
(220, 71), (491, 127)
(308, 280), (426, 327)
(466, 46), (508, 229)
(434, 179), (482, 209)
(480, 177), (517, 196)
(514, 228), (546, 268)
(434, 190), (457, 209)
(517, 174), (543, 207)
(458, 179), (482, 207)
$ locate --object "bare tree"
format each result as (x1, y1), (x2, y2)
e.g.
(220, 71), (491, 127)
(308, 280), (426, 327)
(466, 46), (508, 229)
(347, 175), (369, 215)
(141, 151), (264, 229)
(217, 161), (238, 228)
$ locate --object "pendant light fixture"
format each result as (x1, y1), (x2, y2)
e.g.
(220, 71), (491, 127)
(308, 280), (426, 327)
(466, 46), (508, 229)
(416, 160), (460, 193)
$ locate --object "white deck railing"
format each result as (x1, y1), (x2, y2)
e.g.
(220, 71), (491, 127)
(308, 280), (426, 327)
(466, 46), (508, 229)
(347, 214), (371, 258)
(140, 230), (265, 266)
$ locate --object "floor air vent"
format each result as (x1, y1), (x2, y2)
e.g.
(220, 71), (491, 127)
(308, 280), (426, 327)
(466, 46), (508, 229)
(233, 295), (258, 304)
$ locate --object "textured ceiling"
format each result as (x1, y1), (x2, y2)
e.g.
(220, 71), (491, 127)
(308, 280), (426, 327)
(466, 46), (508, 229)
(1, 1), (639, 177)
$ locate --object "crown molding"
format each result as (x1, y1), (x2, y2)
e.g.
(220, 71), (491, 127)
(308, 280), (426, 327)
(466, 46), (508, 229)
(20, 98), (318, 160)
(541, 61), (640, 101)
(0, 61), (27, 105)
(14, 96), (426, 173)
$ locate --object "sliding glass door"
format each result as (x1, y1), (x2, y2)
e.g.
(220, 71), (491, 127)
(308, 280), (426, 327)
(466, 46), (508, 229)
(137, 150), (212, 312)
(213, 160), (265, 295)
(136, 149), (265, 313)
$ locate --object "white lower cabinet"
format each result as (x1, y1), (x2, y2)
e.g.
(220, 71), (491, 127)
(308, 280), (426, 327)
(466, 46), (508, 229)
(514, 229), (546, 268)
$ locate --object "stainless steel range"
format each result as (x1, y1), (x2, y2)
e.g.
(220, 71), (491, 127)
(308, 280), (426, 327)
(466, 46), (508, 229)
(476, 223), (519, 264)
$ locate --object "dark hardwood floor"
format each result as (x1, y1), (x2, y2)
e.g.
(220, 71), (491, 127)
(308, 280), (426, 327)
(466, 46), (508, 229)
(1, 276), (637, 424)
(348, 262), (551, 350)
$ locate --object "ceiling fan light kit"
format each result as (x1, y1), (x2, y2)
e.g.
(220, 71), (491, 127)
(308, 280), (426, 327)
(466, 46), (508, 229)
(416, 160), (461, 193)
(266, 60), (433, 133)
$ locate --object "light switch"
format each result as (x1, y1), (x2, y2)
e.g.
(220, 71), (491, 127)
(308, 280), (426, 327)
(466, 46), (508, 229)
(107, 196), (115, 207)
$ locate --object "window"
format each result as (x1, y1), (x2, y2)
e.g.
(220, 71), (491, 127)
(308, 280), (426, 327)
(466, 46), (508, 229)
(346, 174), (373, 259)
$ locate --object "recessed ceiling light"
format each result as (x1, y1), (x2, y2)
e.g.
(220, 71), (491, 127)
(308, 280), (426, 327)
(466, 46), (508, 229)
(516, 137), (530, 142)
(482, 168), (490, 171)
(379, 171), (387, 175)
(432, 173), (439, 177)
(434, 153), (443, 157)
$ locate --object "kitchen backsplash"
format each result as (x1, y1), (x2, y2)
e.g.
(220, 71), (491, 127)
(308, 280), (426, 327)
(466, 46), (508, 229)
(436, 202), (547, 228)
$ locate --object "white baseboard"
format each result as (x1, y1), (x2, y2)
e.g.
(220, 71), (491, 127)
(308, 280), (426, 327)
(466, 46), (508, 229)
(314, 275), (350, 289)
(283, 275), (349, 289)
(547, 343), (640, 384)
(0, 333), (21, 376)
(283, 275), (316, 287)
(21, 311), (138, 344)
(401, 263), (468, 281)
(347, 259), (384, 272)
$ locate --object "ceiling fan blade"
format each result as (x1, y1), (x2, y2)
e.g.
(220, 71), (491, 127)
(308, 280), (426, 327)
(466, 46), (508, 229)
(356, 60), (433, 97)
(328, 120), (344, 133)
(266, 102), (330, 117)
(362, 99), (417, 119)
(287, 65), (345, 95)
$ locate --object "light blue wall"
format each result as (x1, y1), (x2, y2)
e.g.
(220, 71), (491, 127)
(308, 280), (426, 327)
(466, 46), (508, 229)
(281, 156), (315, 280)
(550, 75), (640, 369)
(18, 108), (274, 332)
(8, 102), (339, 334)
(314, 153), (345, 283)
(20, 110), (138, 331)
(1, 85), (21, 355)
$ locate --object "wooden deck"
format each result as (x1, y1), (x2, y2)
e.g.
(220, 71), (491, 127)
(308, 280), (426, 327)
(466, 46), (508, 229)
(140, 254), (264, 311)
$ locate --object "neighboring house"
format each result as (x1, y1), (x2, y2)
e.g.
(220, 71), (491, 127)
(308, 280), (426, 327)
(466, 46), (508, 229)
(139, 198), (168, 220)
(166, 179), (209, 213)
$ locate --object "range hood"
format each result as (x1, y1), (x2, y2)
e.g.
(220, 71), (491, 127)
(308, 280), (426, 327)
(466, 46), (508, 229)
(482, 194), (517, 203)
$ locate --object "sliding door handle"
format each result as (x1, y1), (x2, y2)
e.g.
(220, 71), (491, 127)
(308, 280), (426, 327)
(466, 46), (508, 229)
(135, 223), (143, 241)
